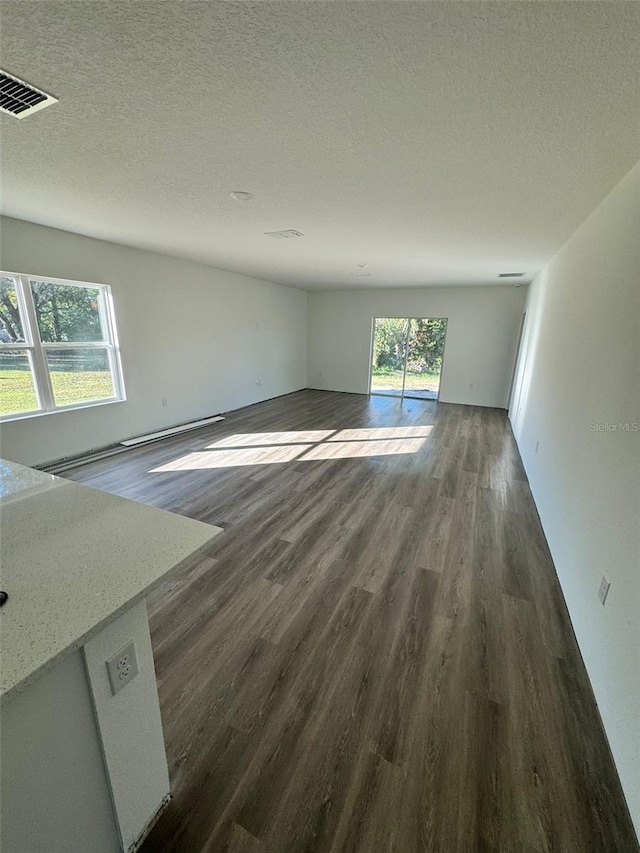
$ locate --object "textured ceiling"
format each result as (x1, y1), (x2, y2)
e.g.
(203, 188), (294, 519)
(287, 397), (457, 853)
(1, 2), (638, 290)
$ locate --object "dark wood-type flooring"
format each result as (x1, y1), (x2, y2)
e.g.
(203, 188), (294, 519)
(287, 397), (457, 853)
(65, 390), (637, 852)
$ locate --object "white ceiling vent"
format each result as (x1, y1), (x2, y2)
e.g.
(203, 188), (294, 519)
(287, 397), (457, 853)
(0, 70), (57, 119)
(265, 230), (304, 239)
(498, 272), (525, 278)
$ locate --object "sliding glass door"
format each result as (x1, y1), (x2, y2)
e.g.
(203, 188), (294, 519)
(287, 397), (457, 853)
(370, 317), (447, 401)
(369, 318), (410, 397)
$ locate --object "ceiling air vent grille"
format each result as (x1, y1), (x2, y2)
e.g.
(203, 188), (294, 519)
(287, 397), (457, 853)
(265, 230), (304, 239)
(499, 272), (525, 278)
(0, 70), (57, 119)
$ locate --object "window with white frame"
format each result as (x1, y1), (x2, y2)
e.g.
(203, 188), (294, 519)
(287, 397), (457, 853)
(0, 272), (125, 420)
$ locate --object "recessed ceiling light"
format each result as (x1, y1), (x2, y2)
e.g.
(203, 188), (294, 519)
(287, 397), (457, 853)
(265, 230), (304, 239)
(498, 272), (525, 278)
(230, 191), (254, 202)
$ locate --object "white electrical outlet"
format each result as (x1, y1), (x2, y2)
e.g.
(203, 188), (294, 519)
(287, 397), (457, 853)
(106, 640), (139, 695)
(598, 575), (611, 606)
(161, 396), (168, 408)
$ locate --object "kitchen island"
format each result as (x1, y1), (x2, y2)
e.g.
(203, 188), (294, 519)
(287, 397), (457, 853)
(0, 459), (222, 852)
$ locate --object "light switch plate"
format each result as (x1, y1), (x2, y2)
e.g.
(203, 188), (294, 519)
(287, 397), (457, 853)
(106, 640), (139, 695)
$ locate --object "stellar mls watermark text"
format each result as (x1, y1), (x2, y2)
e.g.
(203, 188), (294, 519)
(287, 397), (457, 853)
(589, 422), (638, 432)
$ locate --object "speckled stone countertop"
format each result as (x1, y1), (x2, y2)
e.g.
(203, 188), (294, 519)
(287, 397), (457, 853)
(0, 459), (222, 704)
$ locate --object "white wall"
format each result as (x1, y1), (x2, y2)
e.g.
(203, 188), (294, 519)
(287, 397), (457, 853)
(1, 649), (121, 853)
(0, 217), (307, 466)
(307, 285), (527, 408)
(510, 161), (640, 835)
(2, 602), (171, 853)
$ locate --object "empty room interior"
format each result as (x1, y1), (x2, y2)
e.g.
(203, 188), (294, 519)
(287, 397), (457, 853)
(1, 3), (639, 852)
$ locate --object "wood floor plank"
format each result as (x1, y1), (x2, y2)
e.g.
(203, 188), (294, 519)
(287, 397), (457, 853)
(63, 389), (637, 852)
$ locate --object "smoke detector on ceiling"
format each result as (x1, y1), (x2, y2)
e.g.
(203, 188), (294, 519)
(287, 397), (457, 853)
(0, 70), (57, 119)
(230, 191), (254, 202)
(265, 230), (304, 239)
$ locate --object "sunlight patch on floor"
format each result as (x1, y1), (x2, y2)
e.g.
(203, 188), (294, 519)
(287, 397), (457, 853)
(300, 438), (426, 460)
(328, 426), (432, 441)
(150, 427), (431, 472)
(206, 430), (335, 449)
(150, 444), (309, 471)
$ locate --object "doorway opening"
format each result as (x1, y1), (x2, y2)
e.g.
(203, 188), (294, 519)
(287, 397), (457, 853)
(508, 310), (527, 414)
(369, 317), (448, 401)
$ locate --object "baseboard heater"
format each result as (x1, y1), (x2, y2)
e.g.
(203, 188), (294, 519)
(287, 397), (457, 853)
(41, 414), (225, 474)
(120, 415), (225, 447)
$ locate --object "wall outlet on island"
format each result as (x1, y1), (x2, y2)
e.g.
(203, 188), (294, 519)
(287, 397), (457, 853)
(161, 396), (168, 408)
(255, 378), (262, 387)
(107, 640), (139, 696)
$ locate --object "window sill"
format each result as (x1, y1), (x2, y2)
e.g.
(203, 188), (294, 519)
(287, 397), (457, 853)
(0, 396), (127, 424)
